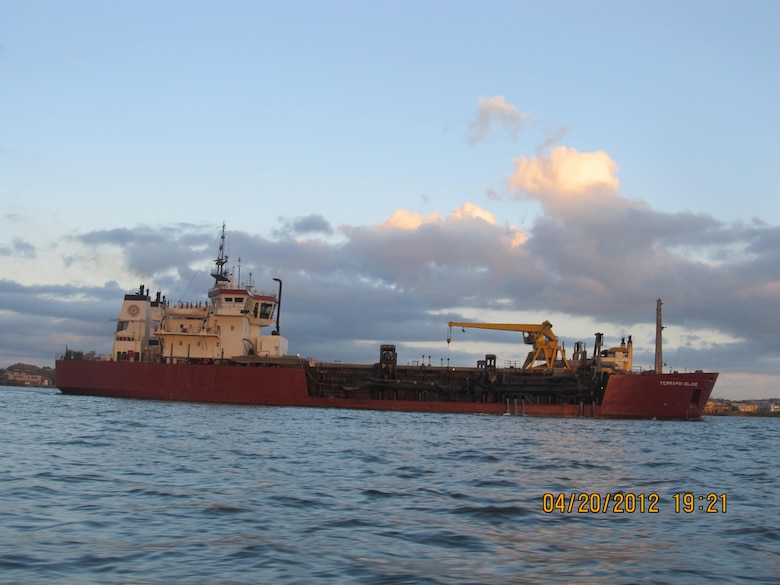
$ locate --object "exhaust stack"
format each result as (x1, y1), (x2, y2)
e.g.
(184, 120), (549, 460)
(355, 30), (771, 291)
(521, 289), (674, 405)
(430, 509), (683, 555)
(655, 298), (663, 373)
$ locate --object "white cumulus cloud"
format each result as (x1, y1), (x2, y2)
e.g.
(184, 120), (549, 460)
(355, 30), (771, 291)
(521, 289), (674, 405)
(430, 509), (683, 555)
(510, 146), (620, 200)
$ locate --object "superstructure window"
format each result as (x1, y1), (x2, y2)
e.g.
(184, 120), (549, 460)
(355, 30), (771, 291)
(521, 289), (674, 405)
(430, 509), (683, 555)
(116, 321), (129, 332)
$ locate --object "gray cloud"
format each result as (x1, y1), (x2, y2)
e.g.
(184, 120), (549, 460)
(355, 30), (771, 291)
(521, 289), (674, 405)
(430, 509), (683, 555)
(2, 201), (779, 395)
(2, 149), (778, 399)
(0, 238), (37, 258)
(274, 214), (334, 238)
(467, 96), (530, 145)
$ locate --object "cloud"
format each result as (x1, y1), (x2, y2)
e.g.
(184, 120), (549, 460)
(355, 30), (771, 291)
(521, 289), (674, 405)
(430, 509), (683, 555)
(509, 146), (621, 209)
(0, 238), (37, 259)
(376, 203), (510, 233)
(377, 209), (441, 231)
(447, 202), (498, 224)
(275, 214), (334, 237)
(538, 125), (569, 153)
(467, 95), (530, 145)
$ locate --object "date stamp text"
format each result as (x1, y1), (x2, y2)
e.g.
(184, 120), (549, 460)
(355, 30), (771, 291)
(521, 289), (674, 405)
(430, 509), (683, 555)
(542, 492), (727, 514)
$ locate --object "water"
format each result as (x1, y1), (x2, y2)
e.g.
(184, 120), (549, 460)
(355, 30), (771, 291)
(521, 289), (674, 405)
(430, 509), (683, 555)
(1, 386), (777, 584)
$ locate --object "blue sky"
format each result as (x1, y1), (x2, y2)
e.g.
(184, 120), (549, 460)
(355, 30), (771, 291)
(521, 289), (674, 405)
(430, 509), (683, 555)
(2, 1), (779, 399)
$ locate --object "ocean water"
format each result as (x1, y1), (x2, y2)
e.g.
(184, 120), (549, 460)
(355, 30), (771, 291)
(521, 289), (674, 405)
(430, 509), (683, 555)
(0, 386), (777, 585)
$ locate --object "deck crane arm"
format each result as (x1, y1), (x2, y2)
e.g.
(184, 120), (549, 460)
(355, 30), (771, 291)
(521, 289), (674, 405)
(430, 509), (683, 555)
(446, 320), (571, 371)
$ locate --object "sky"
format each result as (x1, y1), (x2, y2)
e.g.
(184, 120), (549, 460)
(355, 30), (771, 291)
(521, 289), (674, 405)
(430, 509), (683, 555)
(2, 1), (779, 399)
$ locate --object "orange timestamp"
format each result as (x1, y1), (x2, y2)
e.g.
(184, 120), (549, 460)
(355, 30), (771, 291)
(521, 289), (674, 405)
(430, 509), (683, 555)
(542, 492), (660, 514)
(542, 492), (727, 514)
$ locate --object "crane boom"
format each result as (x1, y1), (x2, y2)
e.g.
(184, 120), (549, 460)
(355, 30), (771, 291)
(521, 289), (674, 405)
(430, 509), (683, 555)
(447, 320), (571, 371)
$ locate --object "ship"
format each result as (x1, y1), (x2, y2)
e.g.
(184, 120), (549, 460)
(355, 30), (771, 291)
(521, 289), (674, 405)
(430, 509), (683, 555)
(56, 226), (718, 419)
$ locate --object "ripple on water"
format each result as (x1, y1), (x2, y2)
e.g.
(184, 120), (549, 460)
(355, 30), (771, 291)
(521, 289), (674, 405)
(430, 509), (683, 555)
(0, 389), (778, 584)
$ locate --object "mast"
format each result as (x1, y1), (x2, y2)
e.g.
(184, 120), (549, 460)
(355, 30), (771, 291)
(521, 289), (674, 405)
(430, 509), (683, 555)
(211, 223), (230, 286)
(655, 298), (663, 373)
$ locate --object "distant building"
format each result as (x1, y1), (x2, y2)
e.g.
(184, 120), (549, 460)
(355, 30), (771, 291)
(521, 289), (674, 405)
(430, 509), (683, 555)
(704, 399), (778, 416)
(705, 400), (734, 415)
(1, 363), (53, 387)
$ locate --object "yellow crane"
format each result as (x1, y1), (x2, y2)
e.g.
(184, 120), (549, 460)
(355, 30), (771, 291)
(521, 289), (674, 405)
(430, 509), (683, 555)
(447, 320), (571, 371)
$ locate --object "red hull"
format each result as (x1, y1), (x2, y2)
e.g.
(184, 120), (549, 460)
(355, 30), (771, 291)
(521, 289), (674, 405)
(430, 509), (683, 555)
(55, 360), (717, 419)
(600, 370), (718, 420)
